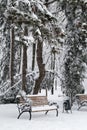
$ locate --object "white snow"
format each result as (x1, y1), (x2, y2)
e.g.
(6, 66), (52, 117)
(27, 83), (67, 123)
(0, 90), (87, 130)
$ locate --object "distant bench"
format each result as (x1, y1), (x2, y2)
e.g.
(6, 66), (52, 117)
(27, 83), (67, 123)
(16, 95), (59, 120)
(76, 94), (87, 110)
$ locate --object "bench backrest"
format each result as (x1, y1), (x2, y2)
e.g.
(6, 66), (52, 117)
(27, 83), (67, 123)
(29, 96), (48, 106)
(17, 95), (48, 106)
(76, 94), (87, 101)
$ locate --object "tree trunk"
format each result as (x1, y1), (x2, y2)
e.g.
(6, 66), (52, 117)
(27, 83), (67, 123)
(22, 26), (28, 92)
(22, 45), (27, 91)
(32, 43), (36, 71)
(10, 25), (14, 86)
(51, 47), (55, 95)
(33, 39), (45, 94)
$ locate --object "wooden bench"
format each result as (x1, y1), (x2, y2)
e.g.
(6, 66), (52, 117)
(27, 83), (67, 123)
(75, 94), (87, 110)
(16, 95), (59, 120)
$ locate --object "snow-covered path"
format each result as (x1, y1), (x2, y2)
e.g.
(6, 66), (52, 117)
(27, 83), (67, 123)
(0, 103), (87, 130)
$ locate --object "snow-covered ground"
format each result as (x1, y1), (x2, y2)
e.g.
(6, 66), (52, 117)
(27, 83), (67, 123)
(0, 89), (87, 130)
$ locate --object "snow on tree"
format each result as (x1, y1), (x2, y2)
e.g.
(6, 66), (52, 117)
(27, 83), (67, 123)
(57, 0), (87, 102)
(0, 0), (60, 101)
(0, 0), (10, 85)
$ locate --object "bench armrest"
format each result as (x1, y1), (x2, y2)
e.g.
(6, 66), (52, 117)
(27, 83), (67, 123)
(48, 101), (59, 109)
(17, 103), (31, 112)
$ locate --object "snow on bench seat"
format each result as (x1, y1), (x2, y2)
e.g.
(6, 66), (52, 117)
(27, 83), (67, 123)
(32, 105), (58, 112)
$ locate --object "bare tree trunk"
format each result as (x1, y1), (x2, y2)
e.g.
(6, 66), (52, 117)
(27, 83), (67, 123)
(51, 47), (55, 95)
(22, 45), (27, 91)
(22, 26), (28, 92)
(10, 25), (14, 86)
(33, 39), (45, 94)
(18, 45), (22, 74)
(32, 43), (36, 71)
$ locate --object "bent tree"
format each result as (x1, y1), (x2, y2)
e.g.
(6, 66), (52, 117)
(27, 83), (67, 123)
(33, 36), (45, 94)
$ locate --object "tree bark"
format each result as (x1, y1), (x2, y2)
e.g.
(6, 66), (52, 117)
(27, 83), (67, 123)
(51, 47), (55, 95)
(10, 25), (14, 86)
(32, 43), (36, 71)
(22, 26), (28, 92)
(33, 39), (45, 94)
(22, 45), (27, 91)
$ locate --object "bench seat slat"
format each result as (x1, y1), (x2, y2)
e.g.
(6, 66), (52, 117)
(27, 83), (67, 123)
(32, 105), (57, 112)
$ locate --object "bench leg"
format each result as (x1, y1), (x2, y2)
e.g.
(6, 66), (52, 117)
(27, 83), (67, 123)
(77, 101), (87, 110)
(78, 103), (84, 110)
(45, 110), (49, 115)
(56, 109), (58, 116)
(78, 105), (84, 110)
(17, 111), (24, 119)
(17, 111), (32, 120)
(45, 110), (58, 117)
(29, 111), (31, 120)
